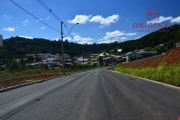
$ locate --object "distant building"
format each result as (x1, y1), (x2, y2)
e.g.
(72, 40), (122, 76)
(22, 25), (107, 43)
(55, 54), (60, 60)
(99, 52), (110, 57)
(44, 53), (55, 60)
(37, 54), (45, 60)
(175, 42), (180, 48)
(89, 54), (98, 63)
(26, 54), (36, 58)
(159, 44), (164, 47)
(118, 49), (122, 52)
(75, 57), (88, 65)
(0, 34), (3, 46)
(61, 54), (70, 60)
(124, 52), (138, 62)
(104, 57), (118, 66)
(135, 49), (157, 59)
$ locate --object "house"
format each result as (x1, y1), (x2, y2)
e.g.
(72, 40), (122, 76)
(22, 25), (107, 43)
(44, 53), (55, 60)
(124, 52), (138, 62)
(99, 52), (110, 58)
(55, 54), (60, 60)
(37, 54), (45, 60)
(175, 42), (180, 48)
(104, 57), (118, 66)
(75, 57), (88, 65)
(26, 54), (36, 58)
(89, 54), (98, 63)
(135, 49), (157, 59)
(61, 54), (70, 60)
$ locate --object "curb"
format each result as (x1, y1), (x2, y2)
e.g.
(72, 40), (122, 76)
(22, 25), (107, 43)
(106, 69), (180, 90)
(0, 75), (63, 93)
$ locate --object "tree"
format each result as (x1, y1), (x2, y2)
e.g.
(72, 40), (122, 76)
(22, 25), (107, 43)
(98, 56), (103, 66)
(27, 56), (34, 63)
(8, 59), (21, 72)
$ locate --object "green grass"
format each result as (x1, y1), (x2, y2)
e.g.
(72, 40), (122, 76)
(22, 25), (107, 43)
(0, 66), (100, 79)
(113, 63), (180, 86)
(0, 68), (61, 79)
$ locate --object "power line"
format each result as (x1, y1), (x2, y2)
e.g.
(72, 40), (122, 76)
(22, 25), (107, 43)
(10, 0), (60, 33)
(37, 0), (73, 37)
(37, 0), (62, 22)
(63, 24), (74, 39)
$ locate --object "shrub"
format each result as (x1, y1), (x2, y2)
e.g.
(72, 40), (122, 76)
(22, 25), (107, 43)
(8, 59), (22, 72)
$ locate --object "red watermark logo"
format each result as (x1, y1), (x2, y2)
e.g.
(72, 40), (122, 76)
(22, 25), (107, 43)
(146, 6), (160, 22)
(178, 116), (180, 120)
(132, 6), (174, 33)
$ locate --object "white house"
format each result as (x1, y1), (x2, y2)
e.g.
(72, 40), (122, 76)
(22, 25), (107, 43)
(44, 53), (55, 60)
(175, 42), (180, 48)
(61, 54), (70, 59)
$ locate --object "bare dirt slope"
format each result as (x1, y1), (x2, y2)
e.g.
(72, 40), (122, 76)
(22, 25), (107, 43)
(122, 47), (180, 68)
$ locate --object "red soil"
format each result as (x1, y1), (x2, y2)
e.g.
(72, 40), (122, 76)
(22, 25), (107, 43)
(0, 73), (62, 88)
(122, 47), (180, 68)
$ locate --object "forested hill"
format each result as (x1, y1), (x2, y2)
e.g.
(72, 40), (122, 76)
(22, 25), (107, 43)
(0, 25), (180, 61)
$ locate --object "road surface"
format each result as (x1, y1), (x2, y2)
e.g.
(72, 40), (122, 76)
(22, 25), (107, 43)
(0, 69), (180, 120)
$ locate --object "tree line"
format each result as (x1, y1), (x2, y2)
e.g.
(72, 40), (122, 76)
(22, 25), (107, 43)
(0, 24), (180, 64)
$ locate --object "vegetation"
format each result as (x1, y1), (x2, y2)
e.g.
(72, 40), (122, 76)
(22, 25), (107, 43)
(113, 63), (180, 86)
(0, 25), (180, 64)
(8, 59), (22, 72)
(0, 63), (98, 79)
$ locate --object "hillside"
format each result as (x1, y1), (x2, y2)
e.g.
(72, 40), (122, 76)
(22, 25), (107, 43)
(0, 24), (180, 64)
(122, 47), (180, 68)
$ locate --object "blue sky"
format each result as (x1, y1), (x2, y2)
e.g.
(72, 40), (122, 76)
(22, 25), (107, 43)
(0, 0), (180, 44)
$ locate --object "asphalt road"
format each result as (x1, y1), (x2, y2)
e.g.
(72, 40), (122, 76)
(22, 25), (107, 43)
(0, 69), (180, 120)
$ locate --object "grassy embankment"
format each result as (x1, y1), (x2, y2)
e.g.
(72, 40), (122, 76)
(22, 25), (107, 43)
(0, 66), (97, 79)
(0, 66), (98, 88)
(113, 63), (180, 87)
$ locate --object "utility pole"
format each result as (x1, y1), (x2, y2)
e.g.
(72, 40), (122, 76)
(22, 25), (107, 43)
(83, 53), (84, 71)
(61, 22), (79, 75)
(61, 22), (65, 75)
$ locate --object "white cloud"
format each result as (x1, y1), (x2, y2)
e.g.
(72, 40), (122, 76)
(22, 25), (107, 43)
(24, 20), (28, 23)
(22, 19), (29, 25)
(2, 27), (15, 32)
(19, 36), (33, 39)
(135, 36), (142, 40)
(72, 35), (93, 44)
(89, 14), (119, 26)
(171, 16), (180, 23)
(104, 30), (125, 39)
(98, 39), (117, 44)
(53, 37), (72, 41)
(120, 37), (127, 40)
(47, 17), (50, 19)
(53, 38), (60, 41)
(146, 16), (180, 24)
(147, 16), (172, 24)
(71, 32), (80, 36)
(4, 14), (13, 20)
(68, 15), (91, 24)
(41, 27), (46, 30)
(98, 30), (136, 43)
(126, 32), (137, 36)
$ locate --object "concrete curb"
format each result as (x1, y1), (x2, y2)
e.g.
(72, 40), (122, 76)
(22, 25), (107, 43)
(0, 75), (63, 93)
(106, 69), (180, 90)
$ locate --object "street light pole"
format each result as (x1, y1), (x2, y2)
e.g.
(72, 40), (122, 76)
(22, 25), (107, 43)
(83, 53), (84, 71)
(61, 21), (65, 75)
(61, 22), (79, 75)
